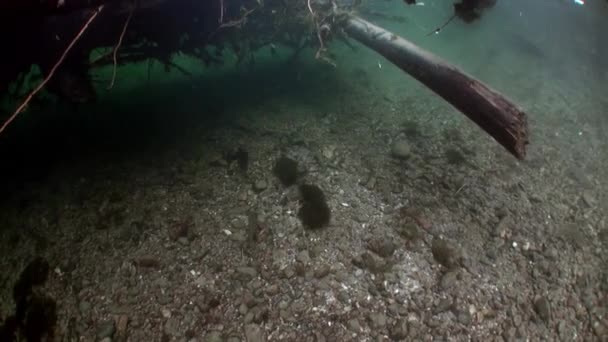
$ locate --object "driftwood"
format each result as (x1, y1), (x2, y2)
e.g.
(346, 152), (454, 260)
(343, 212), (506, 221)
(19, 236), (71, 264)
(344, 16), (529, 159)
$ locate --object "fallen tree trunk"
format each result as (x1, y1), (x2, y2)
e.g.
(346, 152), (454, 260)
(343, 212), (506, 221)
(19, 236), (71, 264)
(344, 16), (529, 160)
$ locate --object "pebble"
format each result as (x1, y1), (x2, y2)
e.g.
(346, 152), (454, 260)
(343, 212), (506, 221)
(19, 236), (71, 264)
(359, 252), (387, 273)
(97, 320), (116, 340)
(314, 264), (331, 279)
(164, 317), (180, 337)
(434, 298), (453, 314)
(368, 312), (387, 329)
(397, 223), (420, 241)
(367, 238), (396, 258)
(593, 320), (607, 338)
(389, 319), (408, 340)
(204, 331), (224, 342)
(237, 267), (258, 280)
(115, 315), (129, 342)
(253, 180), (268, 193)
(391, 139), (411, 159)
(244, 324), (265, 342)
(296, 250), (311, 264)
(534, 296), (551, 322)
(440, 270), (460, 290)
(431, 238), (460, 269)
(348, 319), (362, 332)
(265, 284), (280, 296)
(79, 301), (92, 315)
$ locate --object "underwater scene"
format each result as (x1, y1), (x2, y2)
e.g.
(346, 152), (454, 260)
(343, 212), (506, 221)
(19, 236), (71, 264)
(0, 0), (606, 341)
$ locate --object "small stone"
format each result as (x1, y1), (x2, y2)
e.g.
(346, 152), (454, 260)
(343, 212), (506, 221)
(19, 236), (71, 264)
(389, 319), (408, 340)
(164, 317), (180, 337)
(581, 191), (595, 207)
(434, 298), (452, 314)
(534, 296), (551, 322)
(367, 238), (396, 258)
(456, 308), (472, 325)
(391, 139), (411, 159)
(431, 238), (460, 269)
(79, 301), (92, 315)
(310, 245), (324, 258)
(204, 331), (224, 342)
(114, 315), (129, 342)
(100, 338), (112, 342)
(360, 251), (387, 273)
(397, 223), (420, 241)
(237, 267), (258, 280)
(97, 320), (116, 340)
(368, 312), (387, 329)
(266, 284), (280, 296)
(161, 308), (171, 318)
(296, 250), (311, 264)
(592, 320), (607, 338)
(253, 180), (268, 193)
(348, 319), (362, 332)
(439, 270), (460, 290)
(239, 303), (249, 315)
(282, 266), (295, 279)
(314, 264), (331, 279)
(322, 145), (336, 160)
(135, 256), (160, 268)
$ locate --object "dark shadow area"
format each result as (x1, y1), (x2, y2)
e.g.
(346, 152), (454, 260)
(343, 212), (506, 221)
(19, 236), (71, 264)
(0, 56), (348, 202)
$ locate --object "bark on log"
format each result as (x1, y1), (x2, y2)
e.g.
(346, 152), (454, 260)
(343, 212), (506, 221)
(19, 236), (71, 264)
(344, 16), (529, 159)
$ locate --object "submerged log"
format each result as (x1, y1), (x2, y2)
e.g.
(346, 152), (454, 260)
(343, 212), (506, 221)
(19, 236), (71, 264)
(344, 16), (529, 159)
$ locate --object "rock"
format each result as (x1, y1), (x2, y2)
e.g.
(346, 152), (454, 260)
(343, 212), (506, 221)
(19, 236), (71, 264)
(389, 319), (408, 340)
(134, 256), (161, 268)
(296, 250), (311, 264)
(391, 139), (411, 159)
(237, 267), (258, 280)
(367, 237), (396, 258)
(368, 312), (387, 329)
(396, 223), (420, 241)
(314, 264), (331, 279)
(164, 317), (180, 337)
(244, 324), (265, 342)
(97, 320), (116, 340)
(348, 319), (362, 332)
(79, 301), (92, 315)
(455, 307), (472, 325)
(534, 296), (551, 322)
(253, 180), (268, 193)
(434, 298), (453, 314)
(581, 191), (595, 207)
(114, 315), (129, 342)
(359, 251), (388, 273)
(431, 238), (460, 269)
(439, 270), (460, 290)
(282, 266), (295, 279)
(100, 338), (112, 342)
(322, 145), (336, 160)
(592, 320), (607, 339)
(204, 331), (224, 342)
